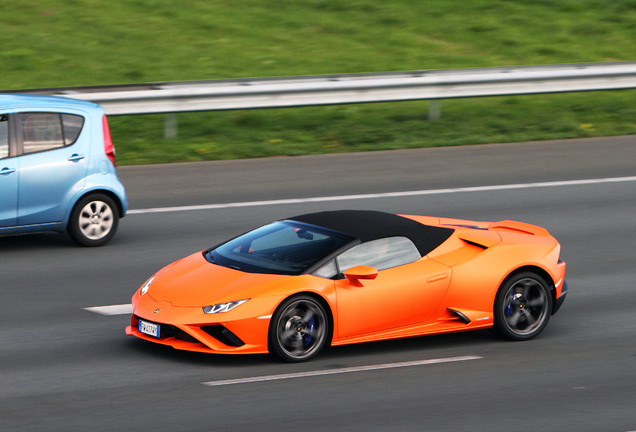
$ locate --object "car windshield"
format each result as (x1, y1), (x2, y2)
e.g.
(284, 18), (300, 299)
(206, 221), (354, 275)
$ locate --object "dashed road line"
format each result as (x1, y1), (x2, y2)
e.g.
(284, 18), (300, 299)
(201, 356), (482, 387)
(84, 304), (133, 315)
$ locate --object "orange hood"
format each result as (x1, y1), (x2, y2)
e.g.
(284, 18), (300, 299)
(147, 252), (287, 307)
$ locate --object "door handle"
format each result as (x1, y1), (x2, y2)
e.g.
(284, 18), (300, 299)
(0, 167), (16, 175)
(427, 273), (448, 283)
(68, 154), (85, 162)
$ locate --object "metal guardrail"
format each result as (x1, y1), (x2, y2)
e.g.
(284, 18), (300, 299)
(6, 62), (636, 116)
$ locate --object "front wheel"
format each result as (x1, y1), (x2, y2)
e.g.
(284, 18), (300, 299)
(269, 296), (329, 362)
(67, 193), (119, 247)
(493, 272), (553, 341)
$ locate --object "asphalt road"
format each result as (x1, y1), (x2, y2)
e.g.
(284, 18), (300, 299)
(1, 136), (635, 431)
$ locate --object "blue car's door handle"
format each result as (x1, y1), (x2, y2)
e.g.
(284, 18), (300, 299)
(68, 154), (85, 162)
(0, 167), (16, 175)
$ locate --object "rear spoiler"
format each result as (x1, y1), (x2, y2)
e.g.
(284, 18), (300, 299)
(488, 220), (550, 236)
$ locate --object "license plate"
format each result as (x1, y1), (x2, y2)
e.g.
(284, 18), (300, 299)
(139, 319), (160, 338)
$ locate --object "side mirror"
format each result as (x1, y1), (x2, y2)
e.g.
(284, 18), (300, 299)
(343, 265), (378, 286)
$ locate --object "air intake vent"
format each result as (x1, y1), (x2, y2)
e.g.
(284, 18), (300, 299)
(447, 308), (471, 324)
(201, 325), (245, 347)
(162, 324), (199, 343)
(460, 239), (488, 249)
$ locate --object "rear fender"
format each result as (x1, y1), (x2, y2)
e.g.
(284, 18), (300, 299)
(64, 183), (127, 224)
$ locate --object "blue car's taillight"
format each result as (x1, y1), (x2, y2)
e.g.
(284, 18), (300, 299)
(102, 115), (116, 167)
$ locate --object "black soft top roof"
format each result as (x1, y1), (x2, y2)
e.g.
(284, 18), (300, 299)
(287, 210), (454, 256)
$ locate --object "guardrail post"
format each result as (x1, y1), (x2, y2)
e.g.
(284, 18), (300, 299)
(428, 100), (441, 120)
(165, 113), (177, 139)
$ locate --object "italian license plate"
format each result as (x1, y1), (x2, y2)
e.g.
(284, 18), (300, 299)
(139, 320), (160, 338)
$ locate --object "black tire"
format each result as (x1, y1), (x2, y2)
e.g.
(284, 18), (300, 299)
(67, 193), (119, 247)
(269, 295), (329, 362)
(493, 272), (553, 341)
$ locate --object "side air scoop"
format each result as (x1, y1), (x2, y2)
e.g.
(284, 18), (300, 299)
(458, 230), (501, 249)
(439, 308), (493, 326)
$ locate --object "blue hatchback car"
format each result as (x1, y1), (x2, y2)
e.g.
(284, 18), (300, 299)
(0, 94), (127, 246)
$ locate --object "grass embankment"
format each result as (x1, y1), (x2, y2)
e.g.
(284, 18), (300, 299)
(2, 0), (636, 164)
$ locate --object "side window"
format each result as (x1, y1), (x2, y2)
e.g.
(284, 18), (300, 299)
(337, 237), (421, 273)
(19, 112), (85, 155)
(0, 115), (8, 159)
(21, 113), (64, 154)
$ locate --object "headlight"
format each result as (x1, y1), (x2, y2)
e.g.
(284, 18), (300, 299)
(202, 299), (249, 314)
(140, 276), (155, 296)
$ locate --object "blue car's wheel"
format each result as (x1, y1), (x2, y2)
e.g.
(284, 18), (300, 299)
(494, 272), (553, 341)
(269, 296), (328, 362)
(67, 193), (119, 247)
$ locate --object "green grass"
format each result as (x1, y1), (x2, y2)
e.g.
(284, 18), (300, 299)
(2, 0), (636, 165)
(111, 91), (636, 164)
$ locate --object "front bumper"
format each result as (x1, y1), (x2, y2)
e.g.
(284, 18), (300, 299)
(126, 295), (277, 354)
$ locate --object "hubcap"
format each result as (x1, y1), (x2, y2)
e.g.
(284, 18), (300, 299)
(503, 278), (548, 336)
(78, 200), (113, 240)
(276, 300), (325, 360)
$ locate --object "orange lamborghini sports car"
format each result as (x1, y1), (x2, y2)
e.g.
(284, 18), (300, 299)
(126, 210), (567, 362)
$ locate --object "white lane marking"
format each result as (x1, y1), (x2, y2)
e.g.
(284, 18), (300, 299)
(84, 304), (133, 315)
(201, 355), (482, 387)
(127, 175), (636, 215)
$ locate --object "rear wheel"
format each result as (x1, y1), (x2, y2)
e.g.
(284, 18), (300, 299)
(269, 295), (329, 362)
(67, 193), (119, 247)
(493, 272), (552, 341)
